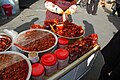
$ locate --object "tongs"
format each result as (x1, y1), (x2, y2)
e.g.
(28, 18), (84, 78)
(50, 24), (56, 33)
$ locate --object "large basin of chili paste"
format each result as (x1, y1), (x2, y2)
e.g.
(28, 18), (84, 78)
(14, 29), (58, 53)
(0, 51), (31, 80)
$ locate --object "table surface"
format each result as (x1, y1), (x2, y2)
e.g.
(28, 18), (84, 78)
(11, 28), (100, 80)
(45, 44), (100, 80)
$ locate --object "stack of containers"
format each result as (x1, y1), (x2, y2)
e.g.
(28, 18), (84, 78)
(31, 49), (69, 78)
(54, 48), (69, 69)
(41, 53), (57, 76)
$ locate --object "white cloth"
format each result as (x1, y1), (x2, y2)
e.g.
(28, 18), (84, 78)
(68, 4), (77, 14)
(45, 1), (63, 14)
(45, 1), (77, 14)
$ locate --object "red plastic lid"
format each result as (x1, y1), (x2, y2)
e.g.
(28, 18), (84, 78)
(54, 49), (69, 60)
(2, 4), (12, 9)
(41, 53), (57, 66)
(58, 38), (68, 45)
(32, 63), (44, 77)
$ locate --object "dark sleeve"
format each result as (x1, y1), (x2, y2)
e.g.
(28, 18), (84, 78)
(101, 30), (120, 68)
(110, 62), (120, 80)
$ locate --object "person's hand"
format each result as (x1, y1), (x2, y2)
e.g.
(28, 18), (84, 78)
(65, 9), (71, 15)
(56, 7), (64, 14)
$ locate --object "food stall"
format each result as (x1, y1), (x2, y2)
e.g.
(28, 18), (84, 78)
(0, 20), (100, 80)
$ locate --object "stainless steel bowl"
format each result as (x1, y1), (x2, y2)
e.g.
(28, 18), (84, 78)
(15, 29), (58, 53)
(0, 33), (13, 52)
(0, 51), (32, 80)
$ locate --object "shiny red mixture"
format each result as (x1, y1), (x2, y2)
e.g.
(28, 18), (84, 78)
(15, 30), (56, 51)
(65, 34), (98, 63)
(55, 21), (84, 37)
(0, 35), (12, 52)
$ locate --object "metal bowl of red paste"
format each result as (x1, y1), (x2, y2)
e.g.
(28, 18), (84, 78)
(0, 33), (12, 52)
(14, 29), (58, 53)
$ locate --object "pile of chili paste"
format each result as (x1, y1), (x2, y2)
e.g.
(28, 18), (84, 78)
(0, 53), (29, 80)
(15, 30), (56, 51)
(0, 35), (12, 52)
(55, 21), (84, 38)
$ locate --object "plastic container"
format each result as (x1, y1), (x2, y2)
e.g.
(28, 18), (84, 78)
(54, 49), (69, 69)
(32, 63), (45, 80)
(41, 53), (57, 76)
(2, 4), (12, 16)
(58, 37), (69, 49)
(2, 0), (20, 14)
(28, 52), (39, 63)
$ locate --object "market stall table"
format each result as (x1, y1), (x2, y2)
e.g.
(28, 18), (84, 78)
(1, 21), (100, 80)
(8, 29), (100, 80)
(45, 44), (100, 80)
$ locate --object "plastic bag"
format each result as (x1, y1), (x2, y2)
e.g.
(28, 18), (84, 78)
(0, 52), (29, 80)
(0, 33), (12, 52)
(14, 29), (56, 51)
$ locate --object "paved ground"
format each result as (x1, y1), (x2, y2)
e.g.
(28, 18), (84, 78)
(0, 0), (120, 80)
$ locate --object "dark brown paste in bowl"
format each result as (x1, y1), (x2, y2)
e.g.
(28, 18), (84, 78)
(0, 54), (29, 80)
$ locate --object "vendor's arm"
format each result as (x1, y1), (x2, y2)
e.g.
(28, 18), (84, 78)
(65, 4), (77, 15)
(45, 1), (64, 14)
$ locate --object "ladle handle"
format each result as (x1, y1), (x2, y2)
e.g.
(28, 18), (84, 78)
(3, 29), (18, 43)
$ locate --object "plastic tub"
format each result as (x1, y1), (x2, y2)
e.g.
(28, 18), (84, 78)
(28, 52), (39, 63)
(54, 48), (69, 69)
(41, 53), (57, 76)
(32, 63), (45, 80)
(58, 37), (69, 49)
(2, 4), (12, 16)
